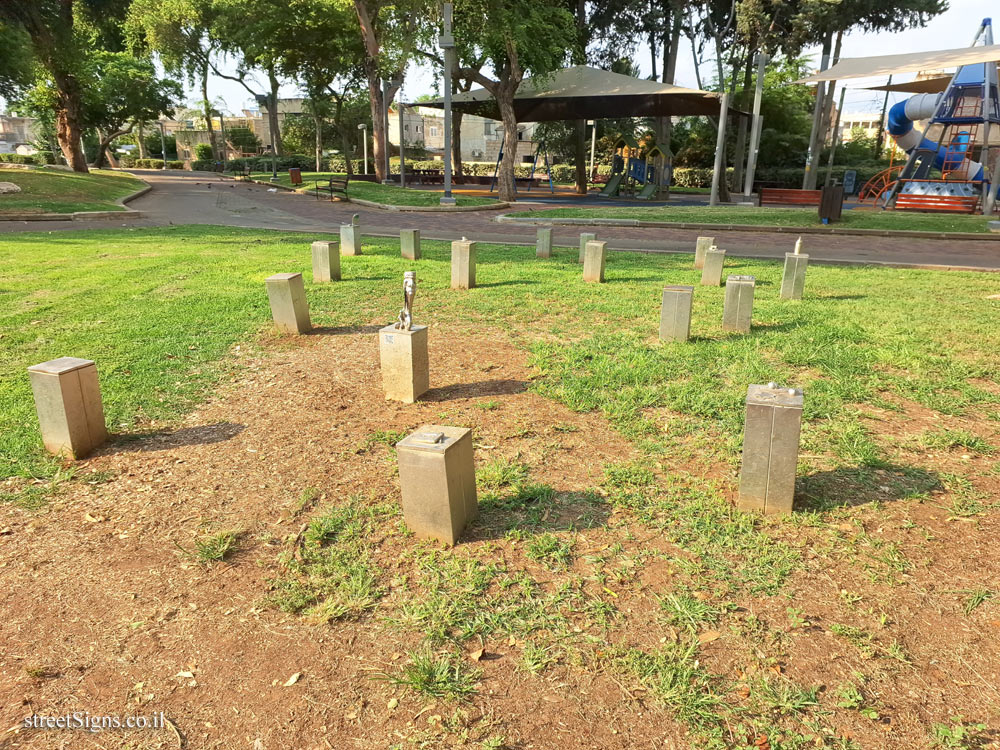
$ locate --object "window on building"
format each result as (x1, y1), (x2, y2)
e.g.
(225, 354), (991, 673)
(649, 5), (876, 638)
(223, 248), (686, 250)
(430, 126), (438, 137)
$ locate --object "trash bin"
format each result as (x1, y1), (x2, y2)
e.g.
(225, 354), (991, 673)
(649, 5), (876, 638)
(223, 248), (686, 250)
(289, 168), (302, 186)
(819, 184), (844, 223)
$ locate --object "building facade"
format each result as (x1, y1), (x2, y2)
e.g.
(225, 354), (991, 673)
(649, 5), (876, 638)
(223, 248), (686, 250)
(388, 106), (538, 163)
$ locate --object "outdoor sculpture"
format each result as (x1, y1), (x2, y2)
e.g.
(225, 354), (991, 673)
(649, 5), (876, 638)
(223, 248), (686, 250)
(395, 271), (416, 330)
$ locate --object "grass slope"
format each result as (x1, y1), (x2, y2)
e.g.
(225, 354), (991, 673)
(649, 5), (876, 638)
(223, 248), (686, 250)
(248, 171), (497, 206)
(0, 168), (145, 214)
(509, 204), (995, 234)
(2, 225), (998, 485)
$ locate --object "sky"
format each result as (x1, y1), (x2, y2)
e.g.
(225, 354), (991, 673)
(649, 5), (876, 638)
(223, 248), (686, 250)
(196, 0), (994, 121)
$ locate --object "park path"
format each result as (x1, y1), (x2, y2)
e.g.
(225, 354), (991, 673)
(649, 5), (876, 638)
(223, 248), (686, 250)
(3, 169), (1000, 270)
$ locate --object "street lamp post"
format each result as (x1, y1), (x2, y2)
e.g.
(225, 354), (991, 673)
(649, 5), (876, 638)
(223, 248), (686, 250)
(159, 121), (167, 170)
(382, 79), (392, 184)
(587, 119), (596, 182)
(270, 93), (278, 182)
(439, 2), (456, 205)
(358, 123), (368, 174)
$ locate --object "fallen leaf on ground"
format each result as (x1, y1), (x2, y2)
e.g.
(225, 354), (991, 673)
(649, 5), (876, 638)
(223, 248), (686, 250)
(698, 630), (721, 644)
(283, 672), (301, 687)
(469, 648), (484, 662)
(175, 671), (194, 679)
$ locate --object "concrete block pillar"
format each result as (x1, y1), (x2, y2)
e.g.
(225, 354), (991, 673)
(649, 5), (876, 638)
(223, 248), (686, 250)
(780, 253), (809, 300)
(583, 240), (607, 283)
(311, 240), (340, 282)
(694, 236), (715, 269)
(27, 357), (108, 459)
(578, 232), (596, 263)
(738, 383), (804, 515)
(379, 324), (429, 403)
(722, 275), (756, 333)
(451, 238), (477, 289)
(536, 227), (553, 258)
(700, 247), (726, 286)
(396, 425), (478, 545)
(265, 273), (311, 334)
(340, 215), (361, 256)
(659, 285), (694, 342)
(401, 229), (421, 260)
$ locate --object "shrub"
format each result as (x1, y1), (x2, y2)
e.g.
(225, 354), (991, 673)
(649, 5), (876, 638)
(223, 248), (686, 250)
(191, 159), (217, 171)
(0, 153), (36, 165)
(194, 143), (214, 160)
(228, 154), (314, 173)
(118, 155), (135, 168)
(166, 160), (184, 170)
(34, 151), (56, 165)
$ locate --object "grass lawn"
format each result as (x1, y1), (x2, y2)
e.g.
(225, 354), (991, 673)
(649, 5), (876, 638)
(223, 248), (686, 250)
(509, 204), (996, 233)
(0, 168), (145, 214)
(247, 171), (498, 206)
(1, 226), (999, 747)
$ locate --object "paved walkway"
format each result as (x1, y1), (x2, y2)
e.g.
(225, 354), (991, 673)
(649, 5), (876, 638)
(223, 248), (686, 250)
(4, 169), (1000, 270)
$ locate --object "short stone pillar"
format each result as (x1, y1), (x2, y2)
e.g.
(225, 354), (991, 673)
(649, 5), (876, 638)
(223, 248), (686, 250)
(265, 272), (311, 334)
(780, 253), (809, 300)
(340, 214), (361, 256)
(451, 238), (477, 289)
(578, 232), (596, 263)
(738, 383), (803, 515)
(396, 425), (478, 545)
(27, 357), (108, 459)
(659, 285), (694, 342)
(694, 236), (715, 269)
(379, 324), (429, 403)
(401, 229), (421, 260)
(583, 240), (606, 282)
(311, 240), (340, 282)
(536, 227), (552, 258)
(700, 247), (726, 286)
(722, 275), (755, 333)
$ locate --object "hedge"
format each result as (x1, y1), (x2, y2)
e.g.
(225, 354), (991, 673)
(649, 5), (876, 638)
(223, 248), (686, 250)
(228, 155), (315, 172)
(0, 153), (38, 165)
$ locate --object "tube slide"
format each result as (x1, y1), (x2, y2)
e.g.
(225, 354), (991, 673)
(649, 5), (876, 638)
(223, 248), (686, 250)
(887, 93), (985, 180)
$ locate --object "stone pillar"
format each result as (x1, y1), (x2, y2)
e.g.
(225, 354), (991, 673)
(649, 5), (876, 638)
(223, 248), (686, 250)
(694, 236), (715, 269)
(583, 240), (606, 283)
(780, 253), (809, 300)
(401, 229), (421, 260)
(536, 227), (552, 258)
(311, 240), (340, 282)
(379, 324), (429, 403)
(451, 238), (476, 289)
(265, 273), (311, 334)
(396, 425), (478, 545)
(578, 232), (596, 263)
(700, 247), (726, 286)
(659, 285), (694, 342)
(738, 383), (803, 515)
(340, 215), (361, 256)
(27, 357), (108, 459)
(722, 275), (755, 333)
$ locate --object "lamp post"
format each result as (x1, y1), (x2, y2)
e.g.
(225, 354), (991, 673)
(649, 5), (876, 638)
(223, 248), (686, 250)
(270, 93), (278, 182)
(358, 123), (368, 174)
(159, 121), (167, 170)
(382, 79), (392, 184)
(439, 2), (456, 205)
(587, 119), (596, 181)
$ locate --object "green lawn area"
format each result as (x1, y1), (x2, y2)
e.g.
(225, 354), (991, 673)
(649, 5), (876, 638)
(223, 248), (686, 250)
(3, 225), (998, 746)
(3, 225), (998, 485)
(509, 204), (996, 233)
(247, 171), (498, 206)
(0, 168), (145, 214)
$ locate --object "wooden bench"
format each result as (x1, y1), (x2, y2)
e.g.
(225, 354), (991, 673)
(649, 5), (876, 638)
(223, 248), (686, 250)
(314, 175), (349, 201)
(760, 188), (823, 207)
(894, 193), (980, 213)
(408, 168), (443, 184)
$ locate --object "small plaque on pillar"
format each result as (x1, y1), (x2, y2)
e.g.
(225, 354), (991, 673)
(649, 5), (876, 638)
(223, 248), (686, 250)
(694, 236), (715, 269)
(28, 357), (108, 459)
(722, 275), (755, 333)
(738, 383), (803, 515)
(311, 240), (340, 282)
(396, 425), (478, 545)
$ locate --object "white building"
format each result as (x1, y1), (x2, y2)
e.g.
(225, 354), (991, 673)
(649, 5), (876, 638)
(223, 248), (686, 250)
(0, 114), (40, 154)
(388, 106), (539, 163)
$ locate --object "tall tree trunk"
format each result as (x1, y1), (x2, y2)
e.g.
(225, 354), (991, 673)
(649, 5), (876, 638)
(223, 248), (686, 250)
(201, 60), (217, 160)
(452, 110), (464, 184)
(819, 30), (844, 149)
(53, 71), (88, 172)
(341, 129), (354, 176)
(314, 112), (322, 172)
(732, 48), (754, 191)
(496, 85), (519, 202)
(137, 121), (147, 158)
(267, 66), (283, 156)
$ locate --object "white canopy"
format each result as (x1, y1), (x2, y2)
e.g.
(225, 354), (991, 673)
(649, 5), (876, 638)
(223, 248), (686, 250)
(795, 44), (1000, 84)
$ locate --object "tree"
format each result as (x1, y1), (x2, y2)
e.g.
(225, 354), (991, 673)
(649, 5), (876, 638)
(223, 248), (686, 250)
(0, 0), (132, 171)
(452, 0), (576, 201)
(0, 21), (34, 100)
